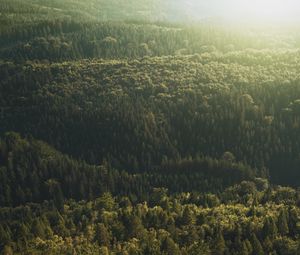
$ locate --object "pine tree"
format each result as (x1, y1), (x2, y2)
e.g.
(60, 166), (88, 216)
(187, 241), (211, 255)
(213, 228), (226, 255)
(127, 215), (144, 239)
(288, 207), (298, 236)
(262, 237), (273, 254)
(95, 223), (111, 247)
(244, 239), (253, 254)
(181, 206), (195, 225)
(233, 226), (243, 252)
(251, 234), (264, 255)
(0, 225), (10, 244)
(277, 209), (289, 235)
(240, 241), (249, 255)
(31, 218), (45, 238)
(161, 237), (181, 255)
(296, 240), (300, 255)
(262, 217), (277, 239)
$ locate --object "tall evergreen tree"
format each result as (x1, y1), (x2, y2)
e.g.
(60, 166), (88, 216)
(251, 234), (264, 255)
(277, 209), (289, 235)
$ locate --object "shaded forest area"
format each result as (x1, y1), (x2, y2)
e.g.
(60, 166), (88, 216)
(2, 54), (300, 185)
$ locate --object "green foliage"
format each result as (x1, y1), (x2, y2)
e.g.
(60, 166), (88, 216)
(1, 1), (300, 254)
(277, 208), (289, 235)
(1, 188), (299, 254)
(213, 228), (226, 255)
(251, 234), (264, 255)
(0, 133), (256, 207)
(94, 223), (111, 247)
(1, 51), (300, 186)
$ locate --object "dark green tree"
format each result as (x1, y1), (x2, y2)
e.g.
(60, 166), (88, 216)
(95, 223), (111, 247)
(251, 234), (264, 255)
(277, 209), (289, 235)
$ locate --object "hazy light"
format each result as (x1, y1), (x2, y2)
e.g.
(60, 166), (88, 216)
(230, 0), (300, 23)
(184, 0), (300, 24)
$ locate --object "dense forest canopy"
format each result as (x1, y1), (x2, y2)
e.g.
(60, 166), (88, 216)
(1, 0), (300, 254)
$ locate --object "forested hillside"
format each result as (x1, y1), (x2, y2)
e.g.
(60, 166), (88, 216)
(2, 133), (300, 254)
(1, 0), (300, 254)
(1, 53), (300, 185)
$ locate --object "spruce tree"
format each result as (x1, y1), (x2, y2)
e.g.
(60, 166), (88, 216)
(213, 228), (226, 255)
(251, 234), (264, 255)
(277, 209), (289, 235)
(95, 223), (111, 247)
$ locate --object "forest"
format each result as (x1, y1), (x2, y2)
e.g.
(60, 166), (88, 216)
(1, 0), (300, 254)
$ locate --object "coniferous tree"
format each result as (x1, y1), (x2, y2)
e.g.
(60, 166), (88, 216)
(95, 223), (111, 247)
(262, 217), (277, 239)
(251, 234), (264, 255)
(213, 228), (226, 255)
(161, 237), (181, 255)
(277, 209), (289, 235)
(31, 218), (45, 238)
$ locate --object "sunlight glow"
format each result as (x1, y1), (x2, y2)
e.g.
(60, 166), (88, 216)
(233, 0), (299, 22)
(191, 0), (300, 24)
